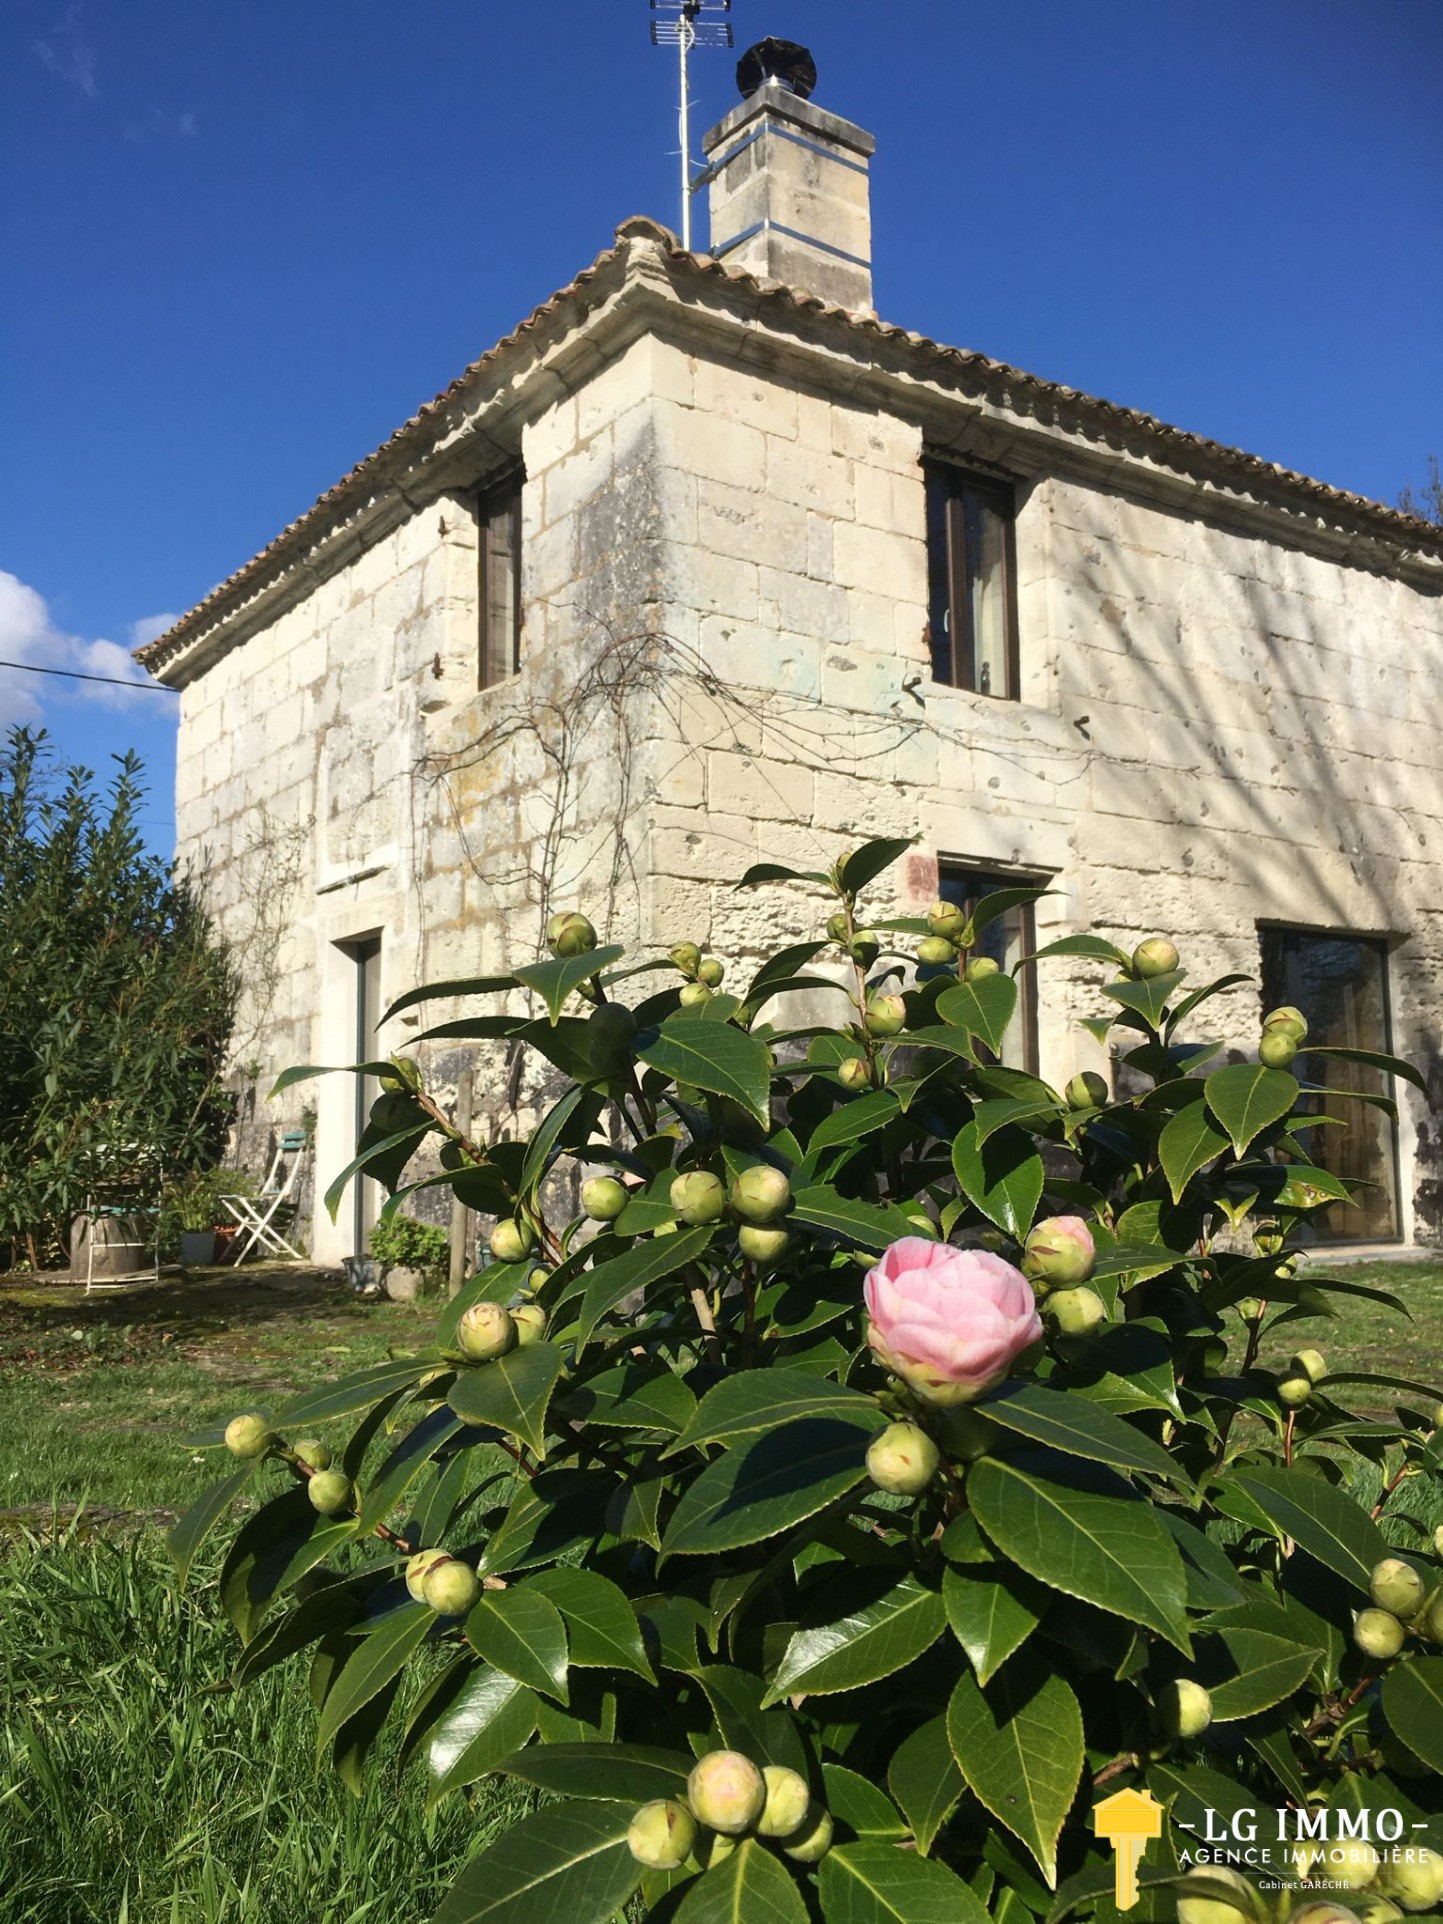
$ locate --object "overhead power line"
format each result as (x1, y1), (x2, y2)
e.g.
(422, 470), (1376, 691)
(0, 658), (177, 693)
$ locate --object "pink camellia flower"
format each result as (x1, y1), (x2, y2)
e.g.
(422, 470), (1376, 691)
(1022, 1215), (1096, 1288)
(864, 1237), (1043, 1405)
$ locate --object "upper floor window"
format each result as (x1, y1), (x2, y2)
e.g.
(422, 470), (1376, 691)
(924, 462), (1018, 698)
(478, 475), (522, 689)
(936, 865), (1039, 1073)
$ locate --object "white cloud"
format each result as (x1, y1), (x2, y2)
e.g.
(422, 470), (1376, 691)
(0, 571), (177, 729)
(33, 6), (97, 98)
(125, 104), (199, 144)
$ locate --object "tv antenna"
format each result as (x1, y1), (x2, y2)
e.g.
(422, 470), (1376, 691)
(649, 1), (733, 250)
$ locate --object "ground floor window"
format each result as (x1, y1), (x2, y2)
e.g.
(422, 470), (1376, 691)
(936, 866), (1039, 1073)
(1259, 926), (1400, 1243)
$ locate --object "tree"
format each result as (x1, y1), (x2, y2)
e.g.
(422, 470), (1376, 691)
(1399, 455), (1443, 526)
(178, 841), (1441, 1924)
(0, 727), (238, 1268)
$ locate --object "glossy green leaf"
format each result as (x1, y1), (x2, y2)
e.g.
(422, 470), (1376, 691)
(839, 837), (917, 897)
(218, 1487), (358, 1644)
(513, 945), (625, 1023)
(429, 1798), (640, 1924)
(673, 1836), (808, 1924)
(1203, 1063), (1299, 1156)
(821, 1765), (910, 1841)
(790, 1186), (920, 1251)
(427, 1666), (539, 1804)
(1382, 1659), (1443, 1772)
(942, 1561), (1043, 1686)
(1101, 969), (1185, 1031)
(951, 1121), (1045, 1239)
(168, 1463), (257, 1589)
(465, 1586), (570, 1701)
(315, 1602), (432, 1755)
(1159, 1102), (1231, 1202)
(380, 973), (516, 1024)
(1021, 934), (1130, 969)
(887, 1716), (965, 1855)
(356, 1405), (465, 1531)
(809, 1089), (901, 1152)
(937, 973), (1020, 1055)
(562, 1363), (696, 1434)
(272, 1357), (434, 1428)
(637, 1016), (772, 1124)
(1205, 1628), (1319, 1722)
(765, 1572), (945, 1701)
(447, 1343), (565, 1457)
(738, 860), (832, 889)
(668, 1372), (881, 1457)
(968, 1456), (1190, 1648)
(1225, 1466), (1387, 1592)
(662, 1418), (873, 1558)
(1299, 1043), (1427, 1096)
(497, 1741), (690, 1803)
(571, 1225), (716, 1352)
(947, 1668), (1084, 1886)
(980, 1383), (1182, 1483)
(526, 1566), (655, 1680)
(819, 1842), (992, 1924)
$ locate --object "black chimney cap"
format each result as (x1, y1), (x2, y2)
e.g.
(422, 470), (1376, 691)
(736, 37), (816, 100)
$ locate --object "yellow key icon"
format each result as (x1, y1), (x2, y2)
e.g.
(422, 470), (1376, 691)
(1093, 1787), (1164, 1910)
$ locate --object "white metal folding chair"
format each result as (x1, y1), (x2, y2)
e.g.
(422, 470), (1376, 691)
(220, 1130), (308, 1262)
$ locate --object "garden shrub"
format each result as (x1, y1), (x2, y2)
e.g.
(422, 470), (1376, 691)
(369, 1211), (451, 1293)
(176, 839), (1442, 1924)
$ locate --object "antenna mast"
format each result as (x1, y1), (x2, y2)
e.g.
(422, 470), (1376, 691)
(649, 0), (733, 250)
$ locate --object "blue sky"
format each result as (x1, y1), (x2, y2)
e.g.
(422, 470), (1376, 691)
(3, 0), (1440, 852)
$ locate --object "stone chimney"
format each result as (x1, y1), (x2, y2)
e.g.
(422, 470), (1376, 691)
(701, 39), (874, 313)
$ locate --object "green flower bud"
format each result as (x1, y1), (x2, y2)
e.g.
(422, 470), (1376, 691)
(1023, 1215), (1096, 1287)
(697, 958), (725, 988)
(686, 1751), (766, 1835)
(670, 1170), (727, 1225)
(378, 1053), (423, 1093)
(307, 1470), (354, 1516)
(863, 994), (906, 1037)
(1353, 1898), (1402, 1924)
(1264, 1005), (1309, 1042)
(1259, 1030), (1298, 1069)
(678, 981), (714, 1007)
(224, 1412), (276, 1459)
(1379, 1847), (1443, 1912)
(525, 1267), (549, 1295)
(668, 942), (702, 977)
(293, 1438), (331, 1471)
(1277, 1371), (1314, 1408)
(836, 1056), (871, 1090)
(456, 1300), (518, 1362)
(422, 1557), (482, 1617)
(1176, 1867), (1258, 1924)
(738, 1224), (790, 1264)
(1235, 1297), (1264, 1322)
(825, 912), (851, 945)
(1045, 1287), (1106, 1336)
(587, 1001), (637, 1069)
(1293, 1908), (1367, 1924)
(1132, 937), (1180, 978)
(1320, 1841), (1381, 1892)
(1065, 1070), (1109, 1110)
(965, 955), (1001, 983)
(866, 1420), (941, 1496)
(510, 1304), (546, 1348)
(757, 1765), (812, 1839)
(783, 1806), (834, 1864)
(1157, 1678), (1213, 1739)
(581, 1175), (628, 1221)
(917, 935), (956, 966)
(1294, 1349), (1328, 1385)
(1368, 1560), (1428, 1622)
(937, 1406), (1003, 1461)
(405, 1548), (450, 1601)
(730, 1165), (791, 1225)
(849, 929), (882, 963)
(1426, 1594), (1443, 1643)
(1354, 1607), (1407, 1659)
(927, 900), (967, 940)
(547, 911), (597, 958)
(489, 1218), (535, 1263)
(626, 1799), (697, 1871)
(1433, 1523), (1443, 1556)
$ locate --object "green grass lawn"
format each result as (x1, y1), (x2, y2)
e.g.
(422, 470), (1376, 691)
(1, 1255), (1441, 1923)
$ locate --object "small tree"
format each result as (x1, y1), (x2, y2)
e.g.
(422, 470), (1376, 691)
(0, 727), (237, 1268)
(1399, 457), (1443, 527)
(177, 841), (1441, 1924)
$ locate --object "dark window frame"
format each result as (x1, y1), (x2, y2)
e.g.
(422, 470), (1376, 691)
(937, 864), (1041, 1075)
(923, 460), (1021, 699)
(477, 472), (523, 691)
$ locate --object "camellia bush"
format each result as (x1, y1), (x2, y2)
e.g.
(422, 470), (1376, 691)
(175, 839), (1443, 1924)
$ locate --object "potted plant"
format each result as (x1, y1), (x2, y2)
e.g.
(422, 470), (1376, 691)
(167, 1169), (225, 1267)
(368, 1211), (449, 1302)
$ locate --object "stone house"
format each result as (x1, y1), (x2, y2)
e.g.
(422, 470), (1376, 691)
(138, 59), (1443, 1263)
